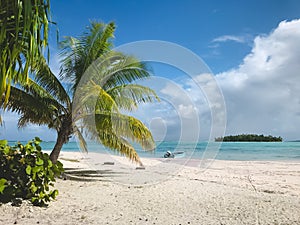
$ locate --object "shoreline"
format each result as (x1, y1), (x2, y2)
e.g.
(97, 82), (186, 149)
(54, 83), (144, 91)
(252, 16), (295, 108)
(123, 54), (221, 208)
(53, 149), (300, 163)
(57, 151), (300, 193)
(1, 151), (300, 224)
(41, 140), (300, 162)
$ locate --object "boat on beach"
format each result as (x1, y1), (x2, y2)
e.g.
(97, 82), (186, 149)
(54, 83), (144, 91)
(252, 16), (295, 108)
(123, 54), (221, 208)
(163, 151), (185, 158)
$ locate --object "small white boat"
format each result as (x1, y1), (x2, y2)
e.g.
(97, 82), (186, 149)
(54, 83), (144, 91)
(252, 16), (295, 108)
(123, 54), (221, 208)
(163, 151), (185, 158)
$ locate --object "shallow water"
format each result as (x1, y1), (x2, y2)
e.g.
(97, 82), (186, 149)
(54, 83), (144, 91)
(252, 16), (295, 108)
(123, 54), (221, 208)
(9, 140), (300, 161)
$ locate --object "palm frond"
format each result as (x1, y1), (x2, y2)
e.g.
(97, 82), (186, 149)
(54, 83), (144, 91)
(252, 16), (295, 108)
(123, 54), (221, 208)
(59, 22), (116, 93)
(82, 21), (115, 68)
(98, 131), (142, 164)
(2, 86), (59, 129)
(73, 125), (88, 153)
(85, 52), (152, 90)
(0, 0), (51, 100)
(81, 111), (155, 151)
(33, 57), (71, 107)
(73, 112), (143, 164)
(72, 81), (119, 120)
(1, 20), (159, 165)
(107, 84), (159, 111)
(23, 79), (68, 114)
(58, 36), (82, 83)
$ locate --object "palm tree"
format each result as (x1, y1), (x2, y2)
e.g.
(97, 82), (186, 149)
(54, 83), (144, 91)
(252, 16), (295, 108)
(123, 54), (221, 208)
(0, 0), (52, 102)
(1, 22), (159, 165)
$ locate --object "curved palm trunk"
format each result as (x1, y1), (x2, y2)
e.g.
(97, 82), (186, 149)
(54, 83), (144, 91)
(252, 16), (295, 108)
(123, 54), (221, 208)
(50, 116), (73, 164)
(50, 132), (67, 164)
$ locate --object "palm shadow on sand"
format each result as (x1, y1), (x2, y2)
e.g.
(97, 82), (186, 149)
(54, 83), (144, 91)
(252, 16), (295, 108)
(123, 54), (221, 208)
(61, 167), (128, 182)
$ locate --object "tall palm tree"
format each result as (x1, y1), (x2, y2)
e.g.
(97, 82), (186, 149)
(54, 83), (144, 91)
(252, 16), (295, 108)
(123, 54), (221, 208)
(1, 22), (159, 165)
(0, 0), (52, 103)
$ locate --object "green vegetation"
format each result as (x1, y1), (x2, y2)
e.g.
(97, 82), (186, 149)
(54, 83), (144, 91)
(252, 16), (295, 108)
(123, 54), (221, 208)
(0, 0), (63, 206)
(0, 0), (158, 207)
(0, 138), (64, 206)
(1, 21), (159, 165)
(0, 0), (52, 103)
(215, 134), (283, 142)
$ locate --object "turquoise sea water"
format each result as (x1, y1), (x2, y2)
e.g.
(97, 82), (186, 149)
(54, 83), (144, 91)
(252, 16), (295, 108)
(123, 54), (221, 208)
(9, 141), (300, 161)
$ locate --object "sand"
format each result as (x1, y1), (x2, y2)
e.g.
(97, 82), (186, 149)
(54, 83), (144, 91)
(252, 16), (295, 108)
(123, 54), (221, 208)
(1, 151), (300, 225)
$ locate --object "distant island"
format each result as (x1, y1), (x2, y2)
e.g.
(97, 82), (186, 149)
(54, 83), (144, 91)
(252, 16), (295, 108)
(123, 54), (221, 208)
(215, 134), (283, 142)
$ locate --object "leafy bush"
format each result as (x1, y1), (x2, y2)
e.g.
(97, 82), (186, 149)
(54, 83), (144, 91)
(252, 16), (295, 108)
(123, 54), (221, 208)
(0, 137), (64, 206)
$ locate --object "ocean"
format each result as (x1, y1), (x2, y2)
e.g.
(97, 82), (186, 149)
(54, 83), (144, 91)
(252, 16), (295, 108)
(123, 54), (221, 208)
(8, 140), (300, 161)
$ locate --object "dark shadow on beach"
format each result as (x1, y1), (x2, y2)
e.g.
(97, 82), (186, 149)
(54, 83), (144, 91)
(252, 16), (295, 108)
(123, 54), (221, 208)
(61, 167), (128, 182)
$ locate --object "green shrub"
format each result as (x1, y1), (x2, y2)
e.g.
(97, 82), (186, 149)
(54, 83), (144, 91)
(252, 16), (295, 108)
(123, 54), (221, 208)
(0, 137), (64, 206)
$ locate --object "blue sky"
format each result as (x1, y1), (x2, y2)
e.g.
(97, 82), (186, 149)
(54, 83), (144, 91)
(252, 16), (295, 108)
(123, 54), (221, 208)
(1, 0), (300, 141)
(49, 0), (300, 73)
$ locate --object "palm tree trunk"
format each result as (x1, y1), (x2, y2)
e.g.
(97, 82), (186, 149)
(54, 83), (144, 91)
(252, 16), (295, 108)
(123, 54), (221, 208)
(50, 133), (66, 164)
(50, 116), (73, 163)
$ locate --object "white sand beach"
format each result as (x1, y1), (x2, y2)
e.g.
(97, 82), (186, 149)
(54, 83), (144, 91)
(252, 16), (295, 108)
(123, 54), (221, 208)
(1, 151), (300, 225)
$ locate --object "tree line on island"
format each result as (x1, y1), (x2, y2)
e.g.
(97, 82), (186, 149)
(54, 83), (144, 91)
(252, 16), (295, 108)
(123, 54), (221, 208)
(215, 134), (283, 142)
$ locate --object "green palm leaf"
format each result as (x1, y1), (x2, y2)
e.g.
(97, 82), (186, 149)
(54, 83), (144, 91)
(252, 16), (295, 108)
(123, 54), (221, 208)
(59, 22), (116, 93)
(98, 131), (142, 165)
(3, 86), (58, 128)
(72, 81), (119, 120)
(81, 111), (155, 151)
(107, 84), (159, 111)
(73, 125), (88, 153)
(83, 52), (152, 90)
(33, 57), (71, 107)
(0, 0), (51, 101)
(2, 21), (159, 164)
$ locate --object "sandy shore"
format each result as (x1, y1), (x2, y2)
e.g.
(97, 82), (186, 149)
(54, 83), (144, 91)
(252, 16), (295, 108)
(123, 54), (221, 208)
(1, 151), (300, 224)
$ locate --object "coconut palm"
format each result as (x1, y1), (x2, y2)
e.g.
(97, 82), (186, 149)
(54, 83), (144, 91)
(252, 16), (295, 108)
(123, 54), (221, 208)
(0, 0), (51, 102)
(1, 22), (159, 165)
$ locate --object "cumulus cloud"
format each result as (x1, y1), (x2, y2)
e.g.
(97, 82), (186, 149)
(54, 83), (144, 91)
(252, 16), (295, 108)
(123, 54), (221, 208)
(142, 78), (201, 141)
(2, 19), (300, 142)
(177, 104), (198, 119)
(215, 19), (300, 140)
(146, 19), (300, 141)
(132, 74), (223, 142)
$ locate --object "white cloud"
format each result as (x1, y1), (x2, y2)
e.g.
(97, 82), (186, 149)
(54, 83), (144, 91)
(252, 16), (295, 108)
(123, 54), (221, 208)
(212, 35), (247, 43)
(160, 82), (189, 105)
(215, 19), (300, 140)
(131, 74), (222, 141)
(177, 104), (198, 119)
(144, 19), (300, 141)
(2, 19), (300, 142)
